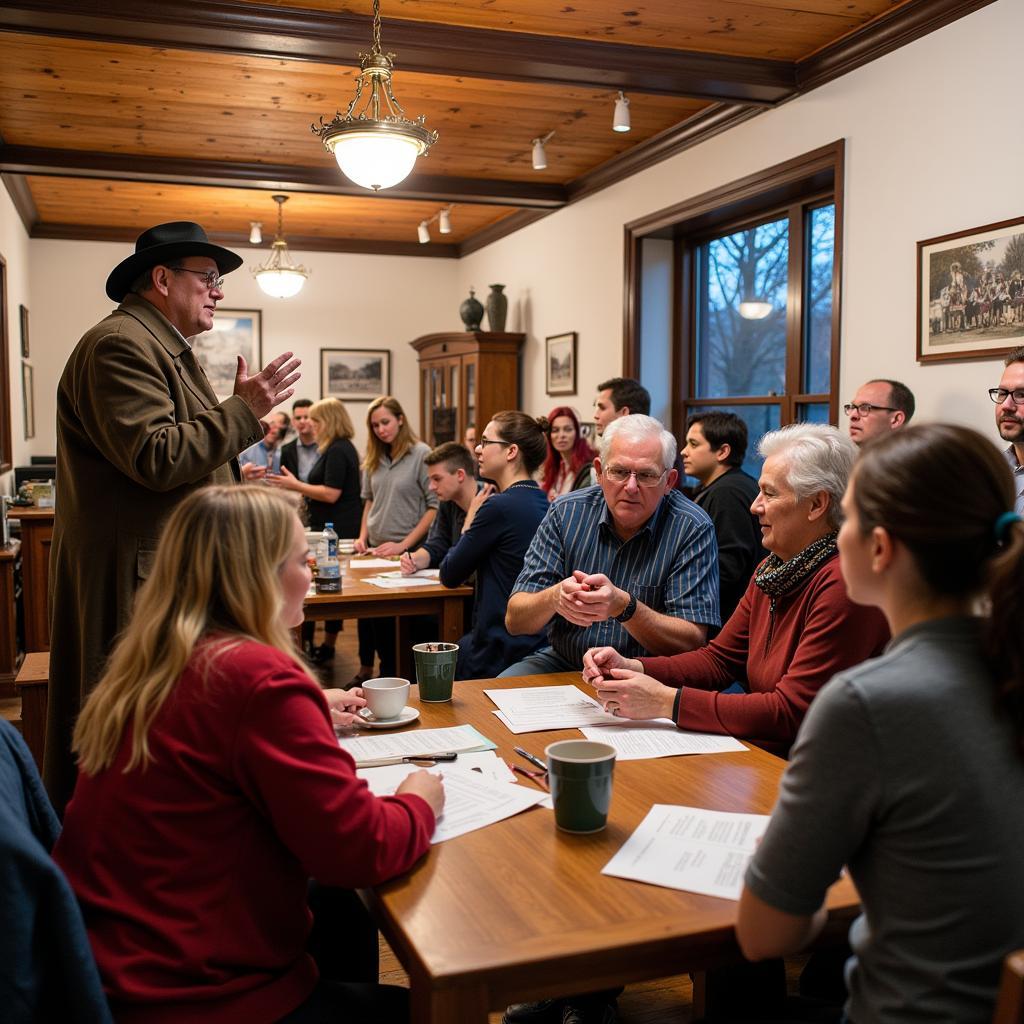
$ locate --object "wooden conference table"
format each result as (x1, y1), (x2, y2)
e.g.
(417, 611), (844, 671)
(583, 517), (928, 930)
(303, 556), (473, 679)
(364, 672), (860, 1024)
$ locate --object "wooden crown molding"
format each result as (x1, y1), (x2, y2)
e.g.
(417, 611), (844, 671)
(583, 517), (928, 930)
(2, 173), (38, 234)
(0, 146), (567, 209)
(0, 0), (793, 105)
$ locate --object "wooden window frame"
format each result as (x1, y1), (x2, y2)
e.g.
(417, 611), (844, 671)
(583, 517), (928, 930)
(623, 140), (845, 441)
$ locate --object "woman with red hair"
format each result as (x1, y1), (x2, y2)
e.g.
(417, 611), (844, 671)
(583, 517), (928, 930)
(539, 406), (597, 501)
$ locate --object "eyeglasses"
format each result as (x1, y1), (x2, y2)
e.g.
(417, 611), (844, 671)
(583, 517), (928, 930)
(477, 437), (511, 448)
(171, 267), (224, 290)
(602, 465), (667, 487)
(843, 403), (897, 417)
(988, 388), (1024, 406)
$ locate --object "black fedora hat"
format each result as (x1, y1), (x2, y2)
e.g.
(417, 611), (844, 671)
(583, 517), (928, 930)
(105, 221), (244, 302)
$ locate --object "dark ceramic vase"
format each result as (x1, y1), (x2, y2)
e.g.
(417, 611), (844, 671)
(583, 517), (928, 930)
(459, 288), (484, 331)
(485, 283), (508, 332)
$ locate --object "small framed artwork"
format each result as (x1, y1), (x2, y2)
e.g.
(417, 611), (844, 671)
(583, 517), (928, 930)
(19, 305), (29, 359)
(917, 215), (1024, 364)
(191, 309), (262, 398)
(22, 361), (34, 440)
(545, 332), (577, 396)
(321, 348), (391, 401)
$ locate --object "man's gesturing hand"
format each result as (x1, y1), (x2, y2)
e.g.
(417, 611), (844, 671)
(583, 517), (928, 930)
(234, 351), (301, 419)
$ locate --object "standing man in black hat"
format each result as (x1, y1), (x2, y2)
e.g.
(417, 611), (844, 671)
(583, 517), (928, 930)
(45, 221), (301, 808)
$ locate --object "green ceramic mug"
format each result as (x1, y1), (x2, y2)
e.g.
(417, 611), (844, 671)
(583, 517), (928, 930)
(545, 740), (617, 834)
(412, 642), (459, 702)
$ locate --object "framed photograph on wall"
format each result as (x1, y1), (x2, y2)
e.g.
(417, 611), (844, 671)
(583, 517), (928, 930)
(545, 332), (577, 396)
(19, 305), (29, 359)
(191, 309), (262, 398)
(22, 361), (34, 440)
(917, 215), (1024, 363)
(320, 348), (391, 401)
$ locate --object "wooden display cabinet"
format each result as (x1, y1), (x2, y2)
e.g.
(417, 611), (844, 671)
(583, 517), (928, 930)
(7, 507), (53, 653)
(410, 332), (524, 447)
(0, 540), (22, 695)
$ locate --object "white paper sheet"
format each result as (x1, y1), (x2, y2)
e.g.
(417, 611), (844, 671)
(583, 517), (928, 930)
(485, 684), (618, 733)
(364, 575), (441, 589)
(580, 721), (747, 760)
(338, 724), (495, 764)
(357, 762), (546, 843)
(602, 804), (769, 900)
(347, 557), (402, 569)
(373, 569), (441, 580)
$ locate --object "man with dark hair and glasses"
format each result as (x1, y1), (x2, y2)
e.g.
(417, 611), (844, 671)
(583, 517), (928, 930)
(992, 345), (1024, 514)
(844, 378), (915, 447)
(501, 414), (720, 678)
(46, 221), (301, 810)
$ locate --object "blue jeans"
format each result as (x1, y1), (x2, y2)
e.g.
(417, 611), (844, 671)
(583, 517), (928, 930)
(497, 645), (578, 678)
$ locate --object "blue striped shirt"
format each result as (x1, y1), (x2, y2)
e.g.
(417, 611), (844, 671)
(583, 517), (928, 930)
(511, 486), (720, 664)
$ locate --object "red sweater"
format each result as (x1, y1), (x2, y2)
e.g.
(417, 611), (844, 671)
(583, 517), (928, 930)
(640, 554), (889, 756)
(53, 639), (435, 1024)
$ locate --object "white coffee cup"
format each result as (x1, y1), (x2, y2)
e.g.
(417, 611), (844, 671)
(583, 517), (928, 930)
(362, 677), (410, 720)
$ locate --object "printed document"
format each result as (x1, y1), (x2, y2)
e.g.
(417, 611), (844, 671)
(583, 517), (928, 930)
(580, 721), (746, 760)
(485, 684), (618, 733)
(358, 761), (546, 843)
(602, 804), (769, 900)
(338, 724), (495, 764)
(347, 557), (401, 569)
(365, 575), (440, 589)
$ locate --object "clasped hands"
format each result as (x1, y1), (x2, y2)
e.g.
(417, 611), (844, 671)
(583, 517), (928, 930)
(557, 569), (629, 626)
(581, 646), (677, 722)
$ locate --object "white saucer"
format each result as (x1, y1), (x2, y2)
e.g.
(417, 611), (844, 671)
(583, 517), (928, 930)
(355, 706), (420, 729)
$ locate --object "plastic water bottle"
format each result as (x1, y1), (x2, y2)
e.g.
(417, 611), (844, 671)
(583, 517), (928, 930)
(316, 523), (341, 593)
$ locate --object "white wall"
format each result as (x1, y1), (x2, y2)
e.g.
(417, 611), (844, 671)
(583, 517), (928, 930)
(459, 0), (1024, 443)
(27, 240), (459, 455)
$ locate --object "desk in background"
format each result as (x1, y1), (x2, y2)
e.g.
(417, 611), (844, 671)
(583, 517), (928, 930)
(366, 672), (860, 1024)
(6, 506), (53, 653)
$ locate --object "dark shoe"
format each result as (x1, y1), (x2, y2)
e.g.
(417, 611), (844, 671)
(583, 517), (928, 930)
(310, 644), (336, 665)
(343, 669), (373, 690)
(502, 999), (563, 1024)
(561, 996), (618, 1024)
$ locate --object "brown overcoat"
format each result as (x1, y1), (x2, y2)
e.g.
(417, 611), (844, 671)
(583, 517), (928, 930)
(45, 294), (263, 806)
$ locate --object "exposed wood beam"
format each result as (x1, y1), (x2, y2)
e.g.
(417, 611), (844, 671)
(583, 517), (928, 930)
(0, 0), (794, 105)
(30, 221), (459, 258)
(0, 146), (567, 209)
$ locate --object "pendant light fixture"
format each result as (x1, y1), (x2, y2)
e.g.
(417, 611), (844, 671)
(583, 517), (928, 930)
(312, 0), (437, 191)
(738, 298), (773, 320)
(252, 195), (310, 299)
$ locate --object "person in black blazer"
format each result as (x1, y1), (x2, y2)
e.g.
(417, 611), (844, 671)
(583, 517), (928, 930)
(279, 399), (320, 483)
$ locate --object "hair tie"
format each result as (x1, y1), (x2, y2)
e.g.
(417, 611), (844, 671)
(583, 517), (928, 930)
(995, 511), (1023, 542)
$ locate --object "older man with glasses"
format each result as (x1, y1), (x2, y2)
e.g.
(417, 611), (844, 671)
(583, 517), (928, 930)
(992, 345), (1024, 514)
(843, 378), (915, 447)
(500, 414), (720, 678)
(46, 221), (301, 810)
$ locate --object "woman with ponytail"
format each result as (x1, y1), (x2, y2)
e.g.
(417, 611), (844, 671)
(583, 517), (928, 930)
(737, 423), (1024, 1023)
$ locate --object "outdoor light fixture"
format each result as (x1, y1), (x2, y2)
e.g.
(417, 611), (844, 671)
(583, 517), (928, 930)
(252, 195), (310, 299)
(248, 222), (263, 245)
(739, 299), (773, 320)
(312, 0), (437, 191)
(613, 91), (631, 132)
(417, 221), (431, 244)
(532, 130), (555, 171)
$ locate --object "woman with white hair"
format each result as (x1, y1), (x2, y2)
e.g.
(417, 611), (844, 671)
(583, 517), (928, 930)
(583, 423), (889, 756)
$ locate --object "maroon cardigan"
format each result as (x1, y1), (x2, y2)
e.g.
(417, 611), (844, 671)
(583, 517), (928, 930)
(640, 553), (889, 756)
(54, 638), (434, 1024)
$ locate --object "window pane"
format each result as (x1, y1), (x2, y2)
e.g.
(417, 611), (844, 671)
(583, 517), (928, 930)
(797, 402), (831, 424)
(695, 219), (788, 399)
(804, 204), (835, 394)
(683, 403), (781, 483)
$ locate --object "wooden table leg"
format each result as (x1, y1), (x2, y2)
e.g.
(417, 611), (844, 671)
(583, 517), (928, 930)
(410, 982), (489, 1024)
(441, 595), (463, 645)
(396, 616), (412, 678)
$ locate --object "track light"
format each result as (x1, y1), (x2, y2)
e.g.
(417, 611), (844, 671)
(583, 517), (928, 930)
(613, 91), (631, 133)
(438, 207), (452, 234)
(249, 221), (262, 245)
(417, 221), (431, 245)
(532, 130), (555, 171)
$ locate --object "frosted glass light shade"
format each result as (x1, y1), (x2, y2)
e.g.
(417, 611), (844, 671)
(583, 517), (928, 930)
(330, 131), (424, 191)
(256, 269), (307, 299)
(739, 300), (773, 320)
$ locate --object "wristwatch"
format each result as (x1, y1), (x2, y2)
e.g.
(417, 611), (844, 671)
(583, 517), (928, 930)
(614, 592), (638, 623)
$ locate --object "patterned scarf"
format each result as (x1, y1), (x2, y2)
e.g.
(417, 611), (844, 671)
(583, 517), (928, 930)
(754, 531), (839, 599)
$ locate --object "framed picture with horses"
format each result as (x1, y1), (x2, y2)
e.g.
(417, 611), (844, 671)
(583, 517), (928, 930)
(917, 215), (1024, 364)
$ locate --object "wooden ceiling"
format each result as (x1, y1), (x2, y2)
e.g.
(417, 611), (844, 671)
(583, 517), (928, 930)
(0, 0), (993, 258)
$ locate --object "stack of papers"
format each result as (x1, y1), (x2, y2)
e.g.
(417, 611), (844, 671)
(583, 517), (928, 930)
(602, 804), (769, 900)
(347, 557), (401, 569)
(365, 575), (440, 589)
(484, 684), (618, 733)
(358, 751), (545, 843)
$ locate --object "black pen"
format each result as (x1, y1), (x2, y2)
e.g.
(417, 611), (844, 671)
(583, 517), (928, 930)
(513, 747), (548, 772)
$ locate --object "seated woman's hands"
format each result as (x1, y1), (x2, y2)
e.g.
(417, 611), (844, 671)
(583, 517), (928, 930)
(397, 770), (446, 818)
(581, 646), (643, 685)
(589, 668), (677, 722)
(353, 536), (369, 554)
(322, 687), (367, 728)
(372, 541), (405, 558)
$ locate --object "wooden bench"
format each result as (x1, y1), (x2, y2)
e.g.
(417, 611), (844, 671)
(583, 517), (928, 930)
(14, 651), (48, 770)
